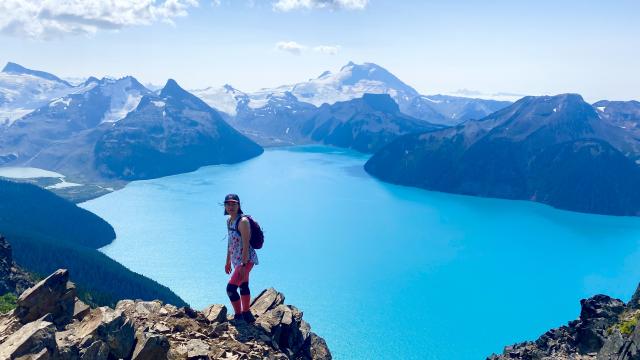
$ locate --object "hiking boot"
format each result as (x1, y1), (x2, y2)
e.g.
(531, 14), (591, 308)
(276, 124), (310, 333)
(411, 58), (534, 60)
(233, 313), (245, 322)
(242, 311), (256, 323)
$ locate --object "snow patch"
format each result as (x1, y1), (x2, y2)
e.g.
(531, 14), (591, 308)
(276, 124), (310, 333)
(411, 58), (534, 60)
(152, 100), (165, 107)
(0, 166), (64, 179)
(597, 106), (606, 112)
(49, 97), (71, 107)
(100, 78), (148, 123)
(191, 85), (248, 115)
(46, 178), (83, 189)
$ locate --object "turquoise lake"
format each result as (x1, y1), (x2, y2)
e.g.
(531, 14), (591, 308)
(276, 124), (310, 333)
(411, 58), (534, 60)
(80, 146), (640, 359)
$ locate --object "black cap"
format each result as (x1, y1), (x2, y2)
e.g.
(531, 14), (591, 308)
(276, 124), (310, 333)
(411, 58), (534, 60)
(224, 194), (240, 203)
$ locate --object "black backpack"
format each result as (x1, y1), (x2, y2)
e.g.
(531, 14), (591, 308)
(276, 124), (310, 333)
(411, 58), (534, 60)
(232, 215), (264, 249)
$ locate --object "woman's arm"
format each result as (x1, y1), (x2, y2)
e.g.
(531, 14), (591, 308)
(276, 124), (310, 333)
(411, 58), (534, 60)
(238, 217), (251, 264)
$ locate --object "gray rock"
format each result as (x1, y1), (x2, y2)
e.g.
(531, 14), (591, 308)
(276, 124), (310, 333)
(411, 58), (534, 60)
(16, 269), (76, 326)
(576, 295), (626, 353)
(597, 328), (626, 359)
(73, 298), (91, 321)
(72, 306), (135, 359)
(152, 322), (171, 333)
(629, 284), (640, 310)
(250, 288), (285, 317)
(186, 339), (210, 359)
(0, 310), (23, 343)
(131, 330), (170, 360)
(309, 332), (332, 360)
(202, 304), (227, 323)
(16, 347), (50, 359)
(0, 316), (57, 359)
(79, 340), (109, 360)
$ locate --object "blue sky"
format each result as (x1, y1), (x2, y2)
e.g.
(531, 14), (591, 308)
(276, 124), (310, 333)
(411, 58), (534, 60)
(2, 0), (638, 102)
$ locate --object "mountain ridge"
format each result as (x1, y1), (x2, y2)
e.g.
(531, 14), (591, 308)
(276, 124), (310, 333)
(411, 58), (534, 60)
(365, 93), (640, 216)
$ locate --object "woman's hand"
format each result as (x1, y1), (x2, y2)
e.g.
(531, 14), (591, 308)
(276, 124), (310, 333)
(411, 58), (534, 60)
(225, 261), (232, 274)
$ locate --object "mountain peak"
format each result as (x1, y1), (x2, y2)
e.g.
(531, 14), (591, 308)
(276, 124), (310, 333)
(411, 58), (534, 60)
(160, 79), (185, 98)
(223, 84), (239, 93)
(2, 62), (71, 86)
(83, 76), (100, 85)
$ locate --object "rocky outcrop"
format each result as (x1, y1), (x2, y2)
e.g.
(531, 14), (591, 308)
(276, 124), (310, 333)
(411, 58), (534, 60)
(489, 285), (640, 360)
(0, 269), (332, 360)
(15, 269), (76, 326)
(0, 234), (33, 296)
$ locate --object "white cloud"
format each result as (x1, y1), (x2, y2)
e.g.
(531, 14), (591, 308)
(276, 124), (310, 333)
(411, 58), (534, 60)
(276, 41), (340, 55)
(273, 0), (369, 11)
(313, 45), (339, 55)
(0, 0), (199, 40)
(276, 41), (306, 55)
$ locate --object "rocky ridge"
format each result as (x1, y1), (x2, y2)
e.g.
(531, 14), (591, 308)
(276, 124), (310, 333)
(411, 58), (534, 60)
(0, 235), (33, 296)
(489, 284), (640, 360)
(0, 268), (331, 359)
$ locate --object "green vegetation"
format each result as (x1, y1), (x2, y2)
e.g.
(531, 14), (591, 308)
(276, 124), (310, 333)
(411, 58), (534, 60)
(0, 178), (187, 308)
(608, 312), (640, 336)
(0, 293), (17, 313)
(619, 314), (639, 335)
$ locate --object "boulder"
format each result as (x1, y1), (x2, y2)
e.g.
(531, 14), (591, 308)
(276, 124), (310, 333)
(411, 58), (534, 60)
(202, 304), (227, 323)
(72, 306), (135, 359)
(15, 269), (76, 326)
(309, 332), (332, 360)
(79, 340), (109, 360)
(0, 310), (23, 343)
(186, 339), (210, 359)
(0, 316), (57, 359)
(73, 298), (91, 321)
(250, 288), (285, 317)
(576, 295), (626, 353)
(131, 330), (170, 360)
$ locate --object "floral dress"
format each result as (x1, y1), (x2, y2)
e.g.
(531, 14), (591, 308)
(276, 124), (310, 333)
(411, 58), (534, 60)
(227, 216), (259, 267)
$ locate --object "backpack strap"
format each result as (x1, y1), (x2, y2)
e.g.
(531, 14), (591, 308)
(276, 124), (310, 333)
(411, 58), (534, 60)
(230, 215), (245, 235)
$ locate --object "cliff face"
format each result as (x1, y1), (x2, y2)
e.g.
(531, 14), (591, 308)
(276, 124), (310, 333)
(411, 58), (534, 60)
(0, 258), (331, 359)
(0, 235), (33, 296)
(489, 285), (640, 360)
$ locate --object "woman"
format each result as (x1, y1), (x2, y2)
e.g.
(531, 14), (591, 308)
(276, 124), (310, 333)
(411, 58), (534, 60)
(224, 193), (259, 322)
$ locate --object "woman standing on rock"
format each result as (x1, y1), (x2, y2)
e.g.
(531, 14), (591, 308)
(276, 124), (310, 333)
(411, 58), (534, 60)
(224, 193), (259, 323)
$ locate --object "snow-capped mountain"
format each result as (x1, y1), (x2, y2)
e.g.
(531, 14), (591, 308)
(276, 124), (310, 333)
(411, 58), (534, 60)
(406, 94), (512, 125)
(191, 84), (249, 116)
(192, 62), (513, 125)
(89, 76), (151, 123)
(230, 91), (318, 145)
(289, 61), (420, 108)
(94, 79), (262, 180)
(0, 76), (151, 174)
(0, 62), (75, 126)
